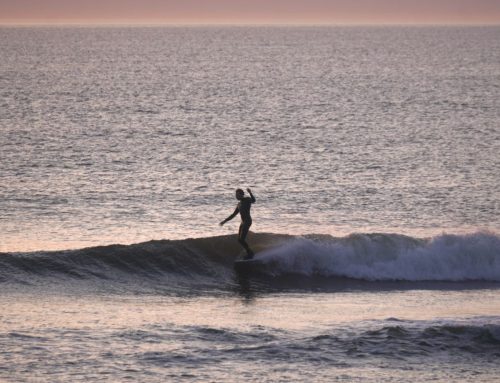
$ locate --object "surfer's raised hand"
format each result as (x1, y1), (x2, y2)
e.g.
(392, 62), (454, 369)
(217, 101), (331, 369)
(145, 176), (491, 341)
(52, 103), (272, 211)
(246, 188), (256, 203)
(219, 221), (225, 226)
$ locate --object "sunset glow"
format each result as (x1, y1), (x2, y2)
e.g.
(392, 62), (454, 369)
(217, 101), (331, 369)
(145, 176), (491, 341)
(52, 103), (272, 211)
(1, 0), (499, 25)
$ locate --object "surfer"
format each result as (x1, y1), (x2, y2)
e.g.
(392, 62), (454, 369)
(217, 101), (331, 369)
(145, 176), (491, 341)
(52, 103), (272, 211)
(220, 188), (256, 259)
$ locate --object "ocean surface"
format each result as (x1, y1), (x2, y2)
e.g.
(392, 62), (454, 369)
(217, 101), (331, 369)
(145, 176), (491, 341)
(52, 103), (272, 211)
(1, 26), (500, 382)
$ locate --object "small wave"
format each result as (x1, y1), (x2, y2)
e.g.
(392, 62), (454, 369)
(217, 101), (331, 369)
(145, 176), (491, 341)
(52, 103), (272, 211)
(1, 232), (499, 288)
(306, 320), (500, 358)
(130, 319), (500, 366)
(0, 233), (290, 289)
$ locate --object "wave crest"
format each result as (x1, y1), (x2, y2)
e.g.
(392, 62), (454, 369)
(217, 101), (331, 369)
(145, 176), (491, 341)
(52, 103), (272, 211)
(253, 231), (500, 281)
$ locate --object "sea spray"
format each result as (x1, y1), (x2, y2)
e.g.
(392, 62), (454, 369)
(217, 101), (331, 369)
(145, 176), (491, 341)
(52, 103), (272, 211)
(257, 232), (500, 281)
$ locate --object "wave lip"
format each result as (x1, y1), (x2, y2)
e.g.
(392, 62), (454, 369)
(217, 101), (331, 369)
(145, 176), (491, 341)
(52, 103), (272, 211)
(255, 232), (500, 282)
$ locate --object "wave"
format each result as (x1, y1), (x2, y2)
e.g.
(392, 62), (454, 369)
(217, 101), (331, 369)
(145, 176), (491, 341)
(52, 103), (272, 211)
(304, 320), (500, 358)
(1, 231), (499, 289)
(126, 318), (500, 363)
(254, 231), (500, 281)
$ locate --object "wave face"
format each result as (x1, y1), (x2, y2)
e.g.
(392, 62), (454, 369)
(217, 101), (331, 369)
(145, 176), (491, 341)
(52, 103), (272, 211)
(1, 232), (499, 289)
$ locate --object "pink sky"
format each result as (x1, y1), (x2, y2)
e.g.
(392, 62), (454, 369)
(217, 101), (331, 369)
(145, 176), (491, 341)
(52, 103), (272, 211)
(0, 0), (499, 25)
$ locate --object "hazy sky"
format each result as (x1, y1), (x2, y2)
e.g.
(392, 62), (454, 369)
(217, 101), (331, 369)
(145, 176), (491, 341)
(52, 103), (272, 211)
(0, 0), (499, 25)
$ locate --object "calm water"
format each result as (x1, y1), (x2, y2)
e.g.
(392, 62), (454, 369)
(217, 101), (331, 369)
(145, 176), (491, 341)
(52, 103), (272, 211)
(1, 26), (500, 382)
(1, 26), (499, 251)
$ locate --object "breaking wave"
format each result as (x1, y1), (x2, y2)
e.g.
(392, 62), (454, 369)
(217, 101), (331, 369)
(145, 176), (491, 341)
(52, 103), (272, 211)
(1, 231), (499, 290)
(255, 231), (500, 281)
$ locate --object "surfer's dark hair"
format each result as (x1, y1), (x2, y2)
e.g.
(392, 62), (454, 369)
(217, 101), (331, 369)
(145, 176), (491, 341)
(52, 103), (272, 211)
(235, 188), (244, 194)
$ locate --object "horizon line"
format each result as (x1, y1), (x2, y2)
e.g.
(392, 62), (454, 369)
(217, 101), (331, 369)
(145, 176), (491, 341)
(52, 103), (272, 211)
(1, 21), (499, 27)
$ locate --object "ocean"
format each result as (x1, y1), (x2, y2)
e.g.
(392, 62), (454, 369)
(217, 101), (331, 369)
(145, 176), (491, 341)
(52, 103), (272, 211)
(1, 26), (499, 382)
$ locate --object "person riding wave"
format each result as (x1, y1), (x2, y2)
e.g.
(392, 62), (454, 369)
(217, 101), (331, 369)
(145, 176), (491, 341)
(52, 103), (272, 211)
(220, 188), (256, 259)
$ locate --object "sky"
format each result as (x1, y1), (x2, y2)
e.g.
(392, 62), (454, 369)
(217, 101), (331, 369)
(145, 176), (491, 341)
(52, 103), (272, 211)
(0, 0), (499, 25)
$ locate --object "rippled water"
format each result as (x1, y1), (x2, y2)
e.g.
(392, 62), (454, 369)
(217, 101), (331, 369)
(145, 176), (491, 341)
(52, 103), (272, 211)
(1, 26), (500, 382)
(1, 26), (499, 251)
(2, 291), (500, 382)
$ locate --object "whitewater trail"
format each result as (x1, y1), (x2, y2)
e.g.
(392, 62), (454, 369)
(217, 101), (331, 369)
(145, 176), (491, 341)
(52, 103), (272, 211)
(256, 232), (500, 281)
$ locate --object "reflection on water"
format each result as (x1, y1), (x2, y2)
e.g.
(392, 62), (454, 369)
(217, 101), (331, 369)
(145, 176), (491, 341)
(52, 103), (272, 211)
(234, 273), (256, 303)
(3, 289), (499, 333)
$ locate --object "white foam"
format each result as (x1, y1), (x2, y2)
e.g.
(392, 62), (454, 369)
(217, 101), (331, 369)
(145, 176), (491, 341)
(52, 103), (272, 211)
(257, 232), (500, 281)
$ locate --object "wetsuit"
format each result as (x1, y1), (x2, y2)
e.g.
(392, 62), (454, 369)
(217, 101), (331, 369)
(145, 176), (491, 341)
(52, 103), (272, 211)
(222, 193), (256, 258)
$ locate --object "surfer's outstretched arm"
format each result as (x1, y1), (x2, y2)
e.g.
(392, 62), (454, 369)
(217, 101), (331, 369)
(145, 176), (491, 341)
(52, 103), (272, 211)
(220, 207), (239, 226)
(247, 188), (256, 203)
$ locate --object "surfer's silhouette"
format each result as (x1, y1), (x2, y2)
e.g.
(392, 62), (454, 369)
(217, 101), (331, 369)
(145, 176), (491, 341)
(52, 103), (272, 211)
(220, 188), (256, 259)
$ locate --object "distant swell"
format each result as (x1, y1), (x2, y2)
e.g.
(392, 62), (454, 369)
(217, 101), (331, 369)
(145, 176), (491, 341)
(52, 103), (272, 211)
(305, 320), (500, 358)
(1, 232), (499, 289)
(130, 319), (500, 363)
